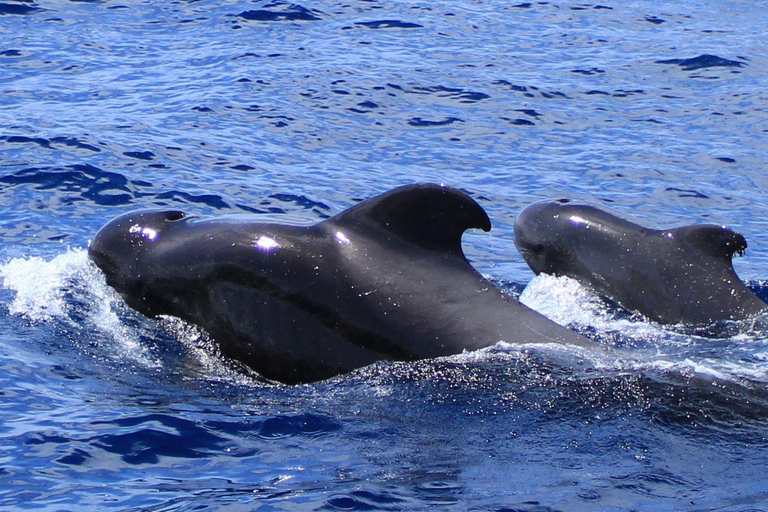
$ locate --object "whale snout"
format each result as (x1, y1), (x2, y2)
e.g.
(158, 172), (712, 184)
(89, 209), (187, 286)
(514, 201), (564, 274)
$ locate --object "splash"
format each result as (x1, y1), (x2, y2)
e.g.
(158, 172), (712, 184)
(520, 273), (627, 330)
(0, 248), (159, 367)
(156, 315), (263, 387)
(1, 249), (83, 321)
(517, 273), (768, 386)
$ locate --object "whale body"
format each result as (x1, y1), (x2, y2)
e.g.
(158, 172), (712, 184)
(514, 199), (767, 325)
(89, 184), (596, 384)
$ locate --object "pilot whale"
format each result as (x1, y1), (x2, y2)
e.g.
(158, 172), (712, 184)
(514, 199), (767, 325)
(89, 184), (596, 384)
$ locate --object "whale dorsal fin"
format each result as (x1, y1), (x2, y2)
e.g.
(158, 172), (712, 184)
(668, 224), (747, 262)
(329, 184), (491, 256)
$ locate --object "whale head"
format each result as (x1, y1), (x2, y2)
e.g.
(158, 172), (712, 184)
(513, 199), (581, 275)
(89, 209), (189, 314)
(514, 198), (645, 277)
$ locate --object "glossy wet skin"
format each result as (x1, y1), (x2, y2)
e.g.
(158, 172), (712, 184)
(89, 209), (187, 313)
(514, 199), (767, 325)
(90, 185), (597, 384)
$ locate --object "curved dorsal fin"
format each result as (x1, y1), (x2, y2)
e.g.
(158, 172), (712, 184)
(667, 224), (747, 262)
(329, 183), (491, 256)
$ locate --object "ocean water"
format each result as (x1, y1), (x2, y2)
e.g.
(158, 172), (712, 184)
(2, 0), (768, 510)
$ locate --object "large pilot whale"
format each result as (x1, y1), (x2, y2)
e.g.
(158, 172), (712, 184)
(89, 184), (596, 383)
(514, 199), (767, 325)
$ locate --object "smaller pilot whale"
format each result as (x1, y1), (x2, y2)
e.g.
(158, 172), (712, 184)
(514, 199), (767, 325)
(89, 184), (596, 384)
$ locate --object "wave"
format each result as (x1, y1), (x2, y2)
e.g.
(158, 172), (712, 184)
(0, 248), (159, 367)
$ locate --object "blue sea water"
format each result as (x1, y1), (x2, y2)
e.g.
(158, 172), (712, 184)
(1, 0), (768, 510)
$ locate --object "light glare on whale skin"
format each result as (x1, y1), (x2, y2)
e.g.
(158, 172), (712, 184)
(335, 231), (351, 245)
(129, 224), (158, 241)
(568, 215), (587, 226)
(255, 235), (279, 251)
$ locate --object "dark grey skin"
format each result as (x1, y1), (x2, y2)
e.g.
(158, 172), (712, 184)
(89, 184), (596, 384)
(514, 199), (768, 325)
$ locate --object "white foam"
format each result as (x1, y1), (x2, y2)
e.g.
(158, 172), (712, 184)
(519, 274), (602, 325)
(520, 273), (677, 342)
(521, 274), (617, 327)
(516, 273), (768, 385)
(156, 315), (262, 387)
(1, 250), (79, 321)
(0, 248), (159, 368)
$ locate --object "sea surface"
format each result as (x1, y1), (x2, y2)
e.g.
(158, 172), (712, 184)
(1, 0), (768, 510)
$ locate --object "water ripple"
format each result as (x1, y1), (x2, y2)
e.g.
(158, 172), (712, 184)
(656, 54), (747, 71)
(237, 4), (323, 23)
